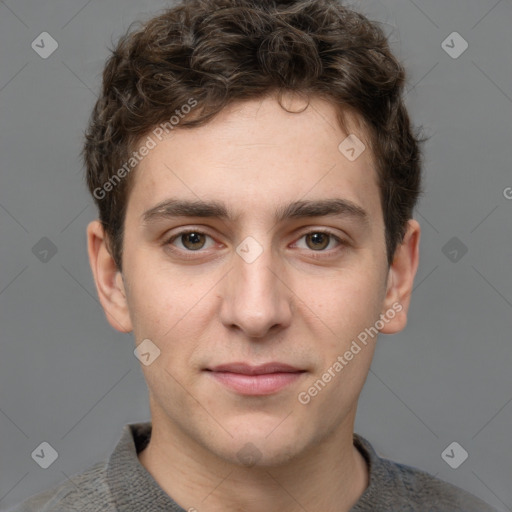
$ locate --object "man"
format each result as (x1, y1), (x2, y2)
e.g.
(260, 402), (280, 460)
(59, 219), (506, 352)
(10, 0), (497, 510)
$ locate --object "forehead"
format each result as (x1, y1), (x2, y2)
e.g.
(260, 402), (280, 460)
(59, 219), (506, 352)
(126, 94), (382, 227)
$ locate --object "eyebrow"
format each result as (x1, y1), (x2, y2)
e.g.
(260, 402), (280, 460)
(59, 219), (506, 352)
(142, 198), (369, 226)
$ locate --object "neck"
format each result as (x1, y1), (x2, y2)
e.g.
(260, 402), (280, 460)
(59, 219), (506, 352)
(138, 408), (368, 512)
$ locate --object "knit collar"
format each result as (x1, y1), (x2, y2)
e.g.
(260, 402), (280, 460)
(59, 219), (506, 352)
(107, 422), (184, 511)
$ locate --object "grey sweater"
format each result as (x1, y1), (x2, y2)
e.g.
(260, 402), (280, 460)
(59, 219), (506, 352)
(8, 422), (497, 512)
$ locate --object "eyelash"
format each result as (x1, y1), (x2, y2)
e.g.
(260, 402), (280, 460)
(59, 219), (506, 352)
(164, 228), (347, 260)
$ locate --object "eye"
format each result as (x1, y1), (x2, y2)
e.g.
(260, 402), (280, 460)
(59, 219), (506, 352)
(166, 230), (215, 251)
(164, 228), (346, 259)
(293, 230), (344, 252)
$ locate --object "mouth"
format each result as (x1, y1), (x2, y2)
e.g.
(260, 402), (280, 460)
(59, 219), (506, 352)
(204, 362), (306, 396)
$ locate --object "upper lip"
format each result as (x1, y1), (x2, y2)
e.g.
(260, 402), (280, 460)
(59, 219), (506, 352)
(206, 362), (304, 375)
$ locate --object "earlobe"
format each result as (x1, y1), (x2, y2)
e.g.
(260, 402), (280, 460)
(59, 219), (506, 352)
(379, 219), (421, 335)
(86, 220), (133, 333)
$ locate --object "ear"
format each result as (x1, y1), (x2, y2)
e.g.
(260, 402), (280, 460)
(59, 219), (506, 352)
(379, 219), (421, 334)
(86, 220), (133, 333)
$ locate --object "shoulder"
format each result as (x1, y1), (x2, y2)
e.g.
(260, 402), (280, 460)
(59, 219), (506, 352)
(5, 460), (116, 512)
(384, 458), (496, 511)
(352, 434), (498, 512)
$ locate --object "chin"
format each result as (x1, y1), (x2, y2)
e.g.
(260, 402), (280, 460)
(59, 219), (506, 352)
(206, 422), (310, 468)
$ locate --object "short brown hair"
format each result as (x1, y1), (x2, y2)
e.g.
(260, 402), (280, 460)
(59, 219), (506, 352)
(83, 0), (425, 271)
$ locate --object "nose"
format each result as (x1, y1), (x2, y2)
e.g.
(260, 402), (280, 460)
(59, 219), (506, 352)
(218, 240), (293, 339)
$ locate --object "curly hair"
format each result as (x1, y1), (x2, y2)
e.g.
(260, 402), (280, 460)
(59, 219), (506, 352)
(83, 0), (425, 271)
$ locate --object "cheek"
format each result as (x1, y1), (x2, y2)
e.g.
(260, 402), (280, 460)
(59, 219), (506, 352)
(295, 265), (383, 336)
(123, 255), (201, 336)
(124, 261), (217, 377)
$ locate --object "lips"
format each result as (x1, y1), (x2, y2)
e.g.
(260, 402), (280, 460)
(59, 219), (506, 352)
(205, 362), (306, 395)
(208, 362), (303, 375)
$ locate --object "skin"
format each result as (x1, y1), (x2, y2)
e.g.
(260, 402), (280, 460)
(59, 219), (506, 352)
(87, 92), (420, 512)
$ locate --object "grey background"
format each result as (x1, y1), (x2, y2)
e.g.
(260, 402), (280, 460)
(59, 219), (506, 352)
(0, 0), (511, 509)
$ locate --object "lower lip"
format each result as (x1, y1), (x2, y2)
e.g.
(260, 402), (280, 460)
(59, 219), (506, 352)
(207, 371), (304, 395)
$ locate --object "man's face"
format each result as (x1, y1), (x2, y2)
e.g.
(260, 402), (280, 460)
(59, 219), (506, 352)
(99, 94), (407, 465)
